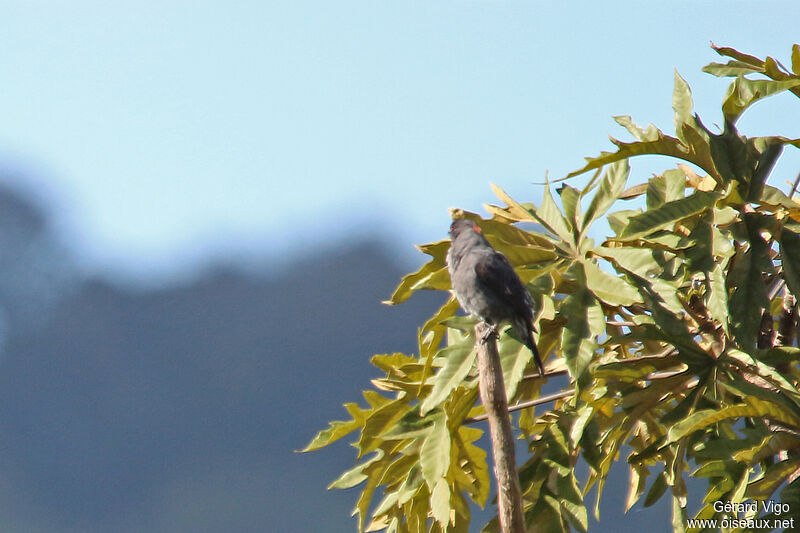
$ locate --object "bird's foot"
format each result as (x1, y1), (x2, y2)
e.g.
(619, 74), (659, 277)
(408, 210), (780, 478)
(479, 322), (498, 344)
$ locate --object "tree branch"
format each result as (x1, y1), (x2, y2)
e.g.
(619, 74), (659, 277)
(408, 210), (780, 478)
(521, 368), (569, 381)
(474, 322), (525, 533)
(465, 389), (574, 424)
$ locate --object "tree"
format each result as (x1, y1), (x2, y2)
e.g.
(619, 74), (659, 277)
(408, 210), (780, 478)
(303, 43), (800, 532)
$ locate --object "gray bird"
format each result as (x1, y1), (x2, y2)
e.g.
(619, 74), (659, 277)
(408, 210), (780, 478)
(447, 218), (544, 376)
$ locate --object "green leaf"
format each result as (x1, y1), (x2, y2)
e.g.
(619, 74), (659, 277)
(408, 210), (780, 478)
(560, 264), (601, 384)
(418, 297), (461, 395)
(626, 462), (649, 512)
(494, 243), (557, 268)
(691, 460), (734, 479)
(646, 170), (685, 211)
(703, 60), (764, 77)
(706, 264), (729, 333)
(664, 398), (800, 446)
(607, 209), (640, 235)
(594, 246), (660, 274)
(430, 478), (451, 527)
(382, 409), (437, 440)
(354, 470), (382, 532)
(780, 227), (800, 300)
(568, 109), (725, 184)
(728, 224), (770, 351)
(487, 184), (538, 224)
(358, 399), (411, 457)
(731, 433), (775, 464)
(595, 355), (682, 380)
(536, 182), (574, 244)
(710, 43), (765, 71)
(793, 44), (800, 75)
(746, 458), (800, 501)
(329, 450), (385, 490)
(457, 426), (490, 507)
(747, 141), (783, 201)
(723, 350), (800, 406)
(722, 76), (800, 123)
(420, 414), (451, 490)
(567, 131), (695, 180)
(672, 71), (694, 142)
(758, 184), (798, 209)
(628, 278), (691, 339)
(582, 259), (640, 307)
(302, 402), (368, 452)
(671, 493), (687, 533)
(558, 184), (581, 234)
(683, 212), (714, 272)
(559, 491), (588, 533)
(497, 338), (531, 401)
(370, 490), (399, 520)
(371, 352), (419, 374)
(619, 191), (720, 240)
(582, 160), (630, 230)
(644, 471), (668, 507)
(613, 115), (659, 142)
(302, 416), (361, 452)
(420, 341), (477, 414)
(384, 240), (450, 304)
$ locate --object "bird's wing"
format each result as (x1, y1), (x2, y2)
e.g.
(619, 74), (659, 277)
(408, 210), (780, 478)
(474, 251), (534, 319)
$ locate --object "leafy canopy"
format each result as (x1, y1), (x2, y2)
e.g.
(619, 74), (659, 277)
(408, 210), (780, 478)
(304, 44), (800, 533)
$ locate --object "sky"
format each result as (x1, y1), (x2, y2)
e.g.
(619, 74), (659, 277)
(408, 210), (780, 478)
(1, 1), (799, 284)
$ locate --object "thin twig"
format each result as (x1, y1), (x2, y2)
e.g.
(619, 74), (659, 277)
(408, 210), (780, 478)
(465, 389), (575, 424)
(768, 278), (786, 301)
(790, 169), (800, 199)
(646, 369), (686, 380)
(521, 368), (569, 381)
(607, 320), (636, 328)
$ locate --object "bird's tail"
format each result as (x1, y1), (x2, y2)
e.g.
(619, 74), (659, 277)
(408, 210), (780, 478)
(513, 317), (544, 377)
(508, 317), (544, 377)
(526, 329), (545, 377)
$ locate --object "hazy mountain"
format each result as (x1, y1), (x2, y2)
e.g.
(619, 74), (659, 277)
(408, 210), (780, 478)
(0, 184), (675, 532)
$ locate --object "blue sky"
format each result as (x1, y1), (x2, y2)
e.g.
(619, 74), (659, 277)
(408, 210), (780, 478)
(1, 1), (799, 283)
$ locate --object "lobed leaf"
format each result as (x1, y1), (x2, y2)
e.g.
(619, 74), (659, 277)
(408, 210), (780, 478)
(619, 191), (720, 240)
(664, 397), (800, 447)
(384, 240), (450, 304)
(780, 227), (800, 300)
(420, 340), (476, 415)
(672, 71), (694, 142)
(582, 159), (630, 230)
(722, 76), (800, 124)
(582, 259), (641, 307)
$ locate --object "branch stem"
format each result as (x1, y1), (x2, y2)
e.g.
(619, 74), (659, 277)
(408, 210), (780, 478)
(474, 322), (525, 533)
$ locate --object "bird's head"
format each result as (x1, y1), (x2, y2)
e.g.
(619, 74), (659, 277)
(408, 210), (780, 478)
(449, 218), (483, 240)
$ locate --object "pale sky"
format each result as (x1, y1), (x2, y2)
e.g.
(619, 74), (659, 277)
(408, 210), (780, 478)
(2, 1), (799, 283)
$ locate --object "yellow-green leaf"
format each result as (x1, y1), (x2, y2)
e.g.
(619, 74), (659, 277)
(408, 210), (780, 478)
(706, 264), (729, 333)
(664, 398), (800, 447)
(302, 417), (361, 452)
(430, 478), (451, 527)
(582, 259), (640, 306)
(420, 342), (477, 414)
(582, 159), (630, 230)
(330, 450), (385, 490)
(722, 76), (800, 123)
(780, 227), (800, 300)
(672, 71), (694, 142)
(420, 414), (451, 488)
(619, 191), (720, 240)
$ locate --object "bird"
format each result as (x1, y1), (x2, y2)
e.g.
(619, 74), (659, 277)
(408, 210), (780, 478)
(446, 218), (545, 376)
